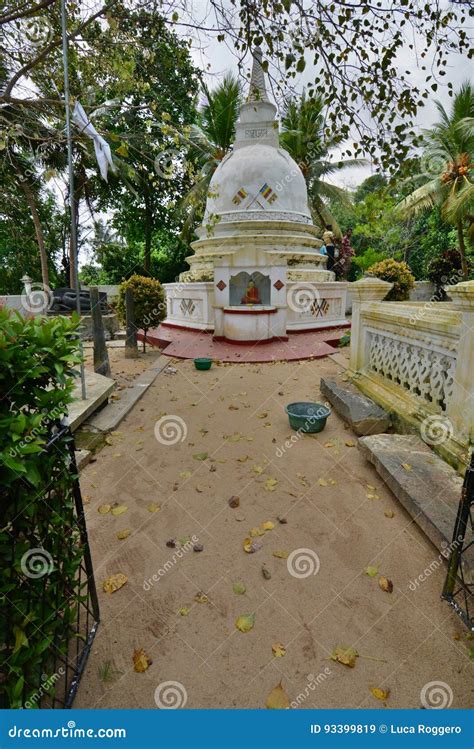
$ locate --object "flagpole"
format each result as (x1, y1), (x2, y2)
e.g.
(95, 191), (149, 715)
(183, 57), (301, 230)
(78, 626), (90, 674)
(60, 0), (86, 400)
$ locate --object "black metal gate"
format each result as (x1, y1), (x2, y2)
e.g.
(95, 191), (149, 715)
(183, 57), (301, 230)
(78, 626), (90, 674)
(442, 452), (474, 632)
(1, 424), (99, 708)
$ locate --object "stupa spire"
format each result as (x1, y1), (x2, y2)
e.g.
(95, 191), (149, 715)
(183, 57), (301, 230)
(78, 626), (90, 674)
(248, 46), (269, 103)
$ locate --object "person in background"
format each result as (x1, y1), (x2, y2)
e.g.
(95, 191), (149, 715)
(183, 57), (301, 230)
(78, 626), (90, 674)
(322, 224), (336, 271)
(320, 245), (327, 255)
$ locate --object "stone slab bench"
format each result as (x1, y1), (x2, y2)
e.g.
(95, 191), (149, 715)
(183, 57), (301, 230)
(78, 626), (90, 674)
(358, 433), (473, 574)
(320, 377), (391, 435)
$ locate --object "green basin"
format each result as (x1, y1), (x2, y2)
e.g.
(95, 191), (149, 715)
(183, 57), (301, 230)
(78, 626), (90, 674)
(194, 357), (213, 371)
(285, 402), (331, 433)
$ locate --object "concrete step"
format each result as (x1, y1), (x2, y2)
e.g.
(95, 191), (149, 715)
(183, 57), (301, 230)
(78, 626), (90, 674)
(358, 434), (473, 574)
(320, 377), (391, 435)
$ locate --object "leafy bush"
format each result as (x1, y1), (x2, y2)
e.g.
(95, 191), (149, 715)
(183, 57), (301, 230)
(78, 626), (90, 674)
(0, 308), (83, 708)
(366, 258), (415, 301)
(427, 249), (465, 296)
(116, 274), (166, 351)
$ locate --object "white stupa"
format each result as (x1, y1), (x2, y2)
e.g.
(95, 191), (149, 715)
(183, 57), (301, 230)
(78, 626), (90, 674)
(163, 48), (347, 342)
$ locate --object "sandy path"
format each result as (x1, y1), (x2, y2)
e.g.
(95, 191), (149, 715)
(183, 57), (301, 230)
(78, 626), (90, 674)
(75, 353), (473, 709)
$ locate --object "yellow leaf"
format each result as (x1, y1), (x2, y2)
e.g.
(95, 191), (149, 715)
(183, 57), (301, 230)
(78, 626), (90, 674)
(366, 493), (380, 500)
(98, 504), (111, 514)
(367, 484), (376, 491)
(272, 642), (286, 657)
(261, 521), (275, 531)
(384, 510), (395, 518)
(330, 645), (358, 668)
(252, 465), (264, 475)
(257, 412), (268, 419)
(401, 462), (412, 471)
(370, 687), (390, 701)
(116, 529), (131, 540)
(194, 591), (209, 603)
(317, 478), (328, 486)
(180, 471), (192, 479)
(273, 550), (288, 559)
(379, 576), (394, 593)
(103, 573), (128, 594)
(147, 503), (161, 513)
(111, 504), (128, 516)
(345, 439), (356, 447)
(266, 680), (290, 709)
(298, 473), (310, 487)
(178, 607), (190, 616)
(250, 527), (265, 537)
(243, 537), (263, 553)
(133, 648), (152, 673)
(237, 455), (250, 462)
(264, 478), (278, 492)
(324, 439), (337, 448)
(365, 565), (378, 577)
(235, 613), (255, 632)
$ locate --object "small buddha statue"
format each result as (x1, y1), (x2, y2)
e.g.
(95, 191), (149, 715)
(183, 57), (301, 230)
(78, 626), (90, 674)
(241, 279), (261, 305)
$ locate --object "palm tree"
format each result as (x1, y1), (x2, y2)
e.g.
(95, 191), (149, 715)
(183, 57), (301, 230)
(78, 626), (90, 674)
(280, 93), (366, 236)
(179, 74), (242, 237)
(396, 82), (474, 279)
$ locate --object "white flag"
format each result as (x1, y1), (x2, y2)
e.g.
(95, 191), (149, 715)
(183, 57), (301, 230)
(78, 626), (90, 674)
(72, 101), (116, 181)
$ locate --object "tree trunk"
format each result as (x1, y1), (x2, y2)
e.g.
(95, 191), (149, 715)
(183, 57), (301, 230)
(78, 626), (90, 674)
(144, 194), (153, 274)
(457, 220), (469, 280)
(19, 178), (50, 287)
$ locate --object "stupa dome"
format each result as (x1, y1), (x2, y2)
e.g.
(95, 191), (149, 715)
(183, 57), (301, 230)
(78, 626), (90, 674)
(202, 47), (312, 226)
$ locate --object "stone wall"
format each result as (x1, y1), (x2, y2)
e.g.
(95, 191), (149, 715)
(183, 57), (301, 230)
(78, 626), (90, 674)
(348, 278), (474, 472)
(345, 280), (437, 315)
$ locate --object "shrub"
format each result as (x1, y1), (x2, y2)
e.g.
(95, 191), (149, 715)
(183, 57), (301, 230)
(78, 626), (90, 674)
(0, 307), (84, 708)
(366, 258), (415, 301)
(116, 274), (166, 351)
(427, 249), (465, 297)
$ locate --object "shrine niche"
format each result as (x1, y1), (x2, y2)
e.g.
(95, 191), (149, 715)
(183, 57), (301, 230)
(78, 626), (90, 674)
(229, 272), (271, 306)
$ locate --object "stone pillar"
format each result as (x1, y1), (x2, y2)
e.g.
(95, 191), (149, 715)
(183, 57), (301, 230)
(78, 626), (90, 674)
(124, 286), (139, 359)
(89, 286), (111, 377)
(349, 277), (393, 373)
(444, 281), (474, 450)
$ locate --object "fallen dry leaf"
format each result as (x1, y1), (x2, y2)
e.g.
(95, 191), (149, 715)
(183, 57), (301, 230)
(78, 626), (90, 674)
(233, 581), (246, 595)
(257, 412), (268, 419)
(345, 439), (356, 447)
(194, 591), (209, 604)
(235, 613), (255, 633)
(272, 550), (288, 559)
(116, 529), (131, 540)
(365, 565), (379, 577)
(384, 510), (395, 518)
(370, 687), (390, 701)
(228, 495), (240, 508)
(178, 607), (190, 616)
(193, 452), (208, 461)
(366, 493), (380, 500)
(133, 648), (152, 673)
(180, 471), (192, 479)
(103, 573), (128, 594)
(98, 504), (111, 514)
(250, 527), (265, 537)
(111, 504), (128, 516)
(252, 465), (264, 475)
(264, 478), (278, 492)
(237, 455), (250, 462)
(266, 680), (290, 709)
(401, 462), (412, 471)
(261, 521), (275, 531)
(243, 537), (263, 553)
(272, 643), (286, 657)
(147, 503), (161, 513)
(262, 564), (272, 580)
(379, 576), (394, 593)
(331, 645), (358, 668)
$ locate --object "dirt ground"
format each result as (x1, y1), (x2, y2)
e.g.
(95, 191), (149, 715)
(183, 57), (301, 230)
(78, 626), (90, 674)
(82, 342), (158, 390)
(75, 350), (473, 710)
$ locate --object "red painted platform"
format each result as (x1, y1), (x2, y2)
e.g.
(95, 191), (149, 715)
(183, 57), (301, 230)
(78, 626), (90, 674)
(139, 324), (350, 363)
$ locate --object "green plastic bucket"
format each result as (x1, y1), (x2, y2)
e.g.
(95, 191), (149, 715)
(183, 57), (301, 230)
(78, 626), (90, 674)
(194, 357), (213, 371)
(285, 402), (331, 433)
